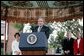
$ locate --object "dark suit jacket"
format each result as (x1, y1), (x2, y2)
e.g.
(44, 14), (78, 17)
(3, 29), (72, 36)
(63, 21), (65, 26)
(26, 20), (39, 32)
(62, 38), (74, 55)
(32, 25), (50, 39)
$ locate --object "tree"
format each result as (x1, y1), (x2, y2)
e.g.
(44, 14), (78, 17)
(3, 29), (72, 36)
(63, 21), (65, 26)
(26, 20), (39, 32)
(49, 31), (65, 48)
(13, 22), (24, 33)
(48, 19), (83, 48)
(61, 19), (83, 38)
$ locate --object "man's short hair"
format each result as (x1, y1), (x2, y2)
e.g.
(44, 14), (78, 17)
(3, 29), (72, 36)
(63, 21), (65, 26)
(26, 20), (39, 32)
(67, 31), (71, 34)
(76, 31), (81, 34)
(38, 17), (45, 23)
(14, 33), (20, 38)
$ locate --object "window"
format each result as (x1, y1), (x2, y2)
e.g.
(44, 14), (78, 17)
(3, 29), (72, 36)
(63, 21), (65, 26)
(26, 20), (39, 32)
(1, 20), (8, 41)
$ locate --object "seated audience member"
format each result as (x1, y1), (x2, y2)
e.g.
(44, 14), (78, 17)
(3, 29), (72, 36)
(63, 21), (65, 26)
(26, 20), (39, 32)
(12, 33), (22, 55)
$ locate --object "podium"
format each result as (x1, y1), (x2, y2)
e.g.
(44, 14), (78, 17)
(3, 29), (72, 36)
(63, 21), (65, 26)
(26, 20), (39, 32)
(19, 32), (48, 55)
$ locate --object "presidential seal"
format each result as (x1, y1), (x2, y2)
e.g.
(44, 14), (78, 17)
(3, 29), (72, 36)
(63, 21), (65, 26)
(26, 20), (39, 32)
(27, 34), (37, 44)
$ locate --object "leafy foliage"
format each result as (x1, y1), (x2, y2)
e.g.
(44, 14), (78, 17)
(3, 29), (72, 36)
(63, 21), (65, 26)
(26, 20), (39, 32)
(49, 31), (65, 48)
(61, 20), (83, 37)
(48, 19), (83, 48)
(13, 22), (24, 32)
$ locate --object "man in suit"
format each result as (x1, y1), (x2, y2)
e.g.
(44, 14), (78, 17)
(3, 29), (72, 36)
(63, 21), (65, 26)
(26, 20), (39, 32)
(73, 32), (83, 55)
(32, 17), (50, 39)
(62, 32), (74, 55)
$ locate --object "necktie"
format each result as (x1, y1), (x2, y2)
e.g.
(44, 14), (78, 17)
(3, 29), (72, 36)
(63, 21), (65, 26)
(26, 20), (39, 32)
(38, 26), (41, 32)
(67, 38), (70, 41)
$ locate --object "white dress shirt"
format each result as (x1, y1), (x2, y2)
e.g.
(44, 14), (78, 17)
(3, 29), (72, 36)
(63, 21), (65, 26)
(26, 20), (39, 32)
(77, 38), (80, 48)
(38, 26), (42, 32)
(12, 40), (22, 55)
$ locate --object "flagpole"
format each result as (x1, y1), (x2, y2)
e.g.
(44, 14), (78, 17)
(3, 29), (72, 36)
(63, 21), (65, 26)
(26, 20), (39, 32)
(3, 5), (8, 55)
(4, 20), (6, 55)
